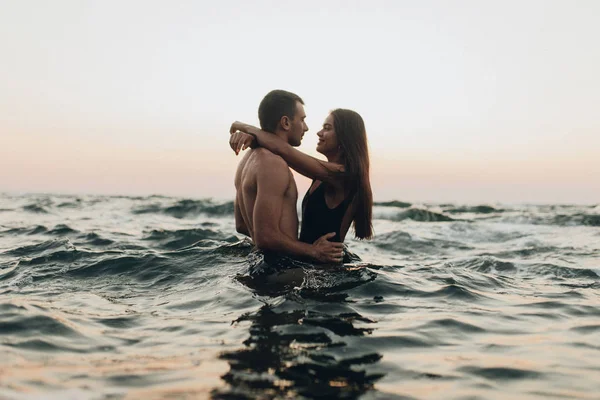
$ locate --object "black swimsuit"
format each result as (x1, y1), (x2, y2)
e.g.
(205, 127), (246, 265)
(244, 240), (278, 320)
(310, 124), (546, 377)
(299, 182), (355, 244)
(246, 182), (356, 278)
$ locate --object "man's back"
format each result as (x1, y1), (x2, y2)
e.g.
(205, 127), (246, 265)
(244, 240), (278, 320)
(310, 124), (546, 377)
(235, 148), (299, 241)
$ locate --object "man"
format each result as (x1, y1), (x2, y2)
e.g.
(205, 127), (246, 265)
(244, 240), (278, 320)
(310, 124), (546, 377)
(233, 90), (343, 264)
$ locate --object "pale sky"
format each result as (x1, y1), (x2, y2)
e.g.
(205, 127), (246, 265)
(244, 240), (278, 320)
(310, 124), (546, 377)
(1, 0), (599, 204)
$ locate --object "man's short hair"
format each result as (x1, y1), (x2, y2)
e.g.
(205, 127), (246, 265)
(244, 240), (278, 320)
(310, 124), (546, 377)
(258, 90), (304, 133)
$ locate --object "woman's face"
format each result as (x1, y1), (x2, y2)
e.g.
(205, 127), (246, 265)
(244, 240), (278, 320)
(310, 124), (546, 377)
(316, 114), (340, 156)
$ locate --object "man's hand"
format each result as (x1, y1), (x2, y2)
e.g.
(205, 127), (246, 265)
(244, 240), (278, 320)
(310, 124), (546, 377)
(230, 131), (256, 155)
(312, 232), (344, 264)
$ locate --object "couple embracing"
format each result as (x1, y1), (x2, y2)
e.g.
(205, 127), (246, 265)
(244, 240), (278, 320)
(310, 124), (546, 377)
(230, 89), (373, 281)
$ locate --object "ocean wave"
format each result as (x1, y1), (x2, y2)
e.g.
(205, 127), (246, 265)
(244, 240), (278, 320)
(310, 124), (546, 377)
(424, 284), (486, 301)
(372, 230), (472, 254)
(143, 228), (237, 250)
(132, 199), (234, 218)
(0, 311), (80, 338)
(130, 203), (163, 214)
(77, 233), (115, 247)
(500, 213), (600, 227)
(0, 225), (48, 236)
(57, 199), (83, 208)
(458, 366), (543, 381)
(23, 204), (50, 214)
(373, 200), (412, 208)
(206, 239), (255, 257)
(448, 257), (518, 273)
(348, 275), (420, 300)
(4, 338), (114, 354)
(447, 256), (600, 280)
(1, 224), (83, 238)
(16, 242), (246, 288)
(387, 208), (455, 222)
(0, 262), (19, 283)
(527, 263), (600, 280)
(48, 224), (79, 236)
(428, 222), (530, 245)
(546, 213), (600, 227)
(419, 317), (486, 333)
(66, 253), (170, 281)
(444, 205), (503, 214)
(4, 238), (76, 258)
(571, 324), (600, 334)
(478, 245), (570, 259)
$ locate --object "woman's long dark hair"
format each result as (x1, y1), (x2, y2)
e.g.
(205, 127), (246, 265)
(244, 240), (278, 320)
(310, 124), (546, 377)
(331, 109), (373, 239)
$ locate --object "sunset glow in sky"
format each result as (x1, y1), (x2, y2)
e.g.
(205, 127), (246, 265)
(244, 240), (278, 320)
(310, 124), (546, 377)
(1, 0), (599, 203)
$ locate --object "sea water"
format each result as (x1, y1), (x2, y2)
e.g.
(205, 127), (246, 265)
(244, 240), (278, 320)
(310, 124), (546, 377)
(0, 193), (599, 399)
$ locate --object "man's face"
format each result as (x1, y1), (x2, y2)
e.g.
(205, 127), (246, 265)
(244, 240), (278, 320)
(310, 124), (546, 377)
(288, 102), (308, 147)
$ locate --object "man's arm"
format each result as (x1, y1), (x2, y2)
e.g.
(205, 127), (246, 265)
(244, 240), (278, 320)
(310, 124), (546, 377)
(252, 155), (343, 263)
(234, 197), (250, 236)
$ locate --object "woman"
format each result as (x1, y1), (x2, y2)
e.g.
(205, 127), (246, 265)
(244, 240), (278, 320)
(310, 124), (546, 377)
(230, 109), (373, 246)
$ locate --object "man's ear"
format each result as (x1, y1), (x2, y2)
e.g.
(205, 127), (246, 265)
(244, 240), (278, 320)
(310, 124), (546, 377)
(280, 116), (291, 131)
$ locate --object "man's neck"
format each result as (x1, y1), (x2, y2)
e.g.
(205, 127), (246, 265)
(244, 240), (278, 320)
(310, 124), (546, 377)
(272, 129), (289, 144)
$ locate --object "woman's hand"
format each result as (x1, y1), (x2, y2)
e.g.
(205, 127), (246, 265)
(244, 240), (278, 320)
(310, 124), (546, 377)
(229, 130), (256, 155)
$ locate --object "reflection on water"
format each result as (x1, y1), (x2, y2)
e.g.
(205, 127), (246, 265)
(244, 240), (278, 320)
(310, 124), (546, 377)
(213, 293), (383, 399)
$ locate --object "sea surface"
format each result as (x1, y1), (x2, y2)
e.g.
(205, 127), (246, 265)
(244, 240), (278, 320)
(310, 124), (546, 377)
(1, 193), (599, 399)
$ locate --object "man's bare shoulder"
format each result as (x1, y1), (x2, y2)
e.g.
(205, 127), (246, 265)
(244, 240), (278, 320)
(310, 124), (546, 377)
(248, 148), (290, 187)
(252, 148), (288, 168)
